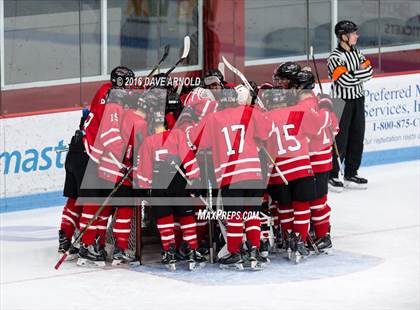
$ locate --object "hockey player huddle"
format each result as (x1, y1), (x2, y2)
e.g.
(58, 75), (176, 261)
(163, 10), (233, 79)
(57, 62), (338, 271)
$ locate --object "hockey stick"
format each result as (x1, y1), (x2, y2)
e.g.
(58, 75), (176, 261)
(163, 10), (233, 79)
(164, 36), (190, 76)
(309, 46), (344, 176)
(147, 44), (171, 78)
(171, 161), (192, 186)
(54, 167), (133, 270)
(260, 146), (288, 185)
(221, 56), (265, 110)
(307, 233), (320, 255)
(135, 199), (146, 264)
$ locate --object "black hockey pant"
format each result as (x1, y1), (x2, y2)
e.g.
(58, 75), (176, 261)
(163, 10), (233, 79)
(331, 96), (365, 178)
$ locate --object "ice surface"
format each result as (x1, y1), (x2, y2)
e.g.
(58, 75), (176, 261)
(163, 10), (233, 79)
(1, 161), (419, 310)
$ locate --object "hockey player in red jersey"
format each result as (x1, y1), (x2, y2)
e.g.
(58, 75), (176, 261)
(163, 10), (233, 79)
(77, 67), (137, 267)
(58, 67), (129, 261)
(264, 63), (332, 263)
(293, 71), (339, 254)
(136, 97), (205, 271)
(96, 89), (149, 266)
(191, 88), (272, 270)
(180, 86), (220, 255)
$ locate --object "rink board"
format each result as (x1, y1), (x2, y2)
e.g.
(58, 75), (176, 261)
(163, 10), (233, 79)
(1, 72), (419, 212)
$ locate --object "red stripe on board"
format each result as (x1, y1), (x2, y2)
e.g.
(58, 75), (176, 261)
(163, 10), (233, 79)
(0, 106), (82, 119)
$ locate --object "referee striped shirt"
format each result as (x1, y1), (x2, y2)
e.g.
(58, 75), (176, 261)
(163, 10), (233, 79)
(328, 45), (373, 99)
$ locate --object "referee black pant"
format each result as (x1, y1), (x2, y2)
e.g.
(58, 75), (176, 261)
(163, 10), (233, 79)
(332, 96), (365, 178)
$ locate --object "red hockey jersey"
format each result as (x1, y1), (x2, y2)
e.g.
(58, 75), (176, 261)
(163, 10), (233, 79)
(83, 82), (113, 163)
(96, 104), (148, 186)
(297, 96), (339, 173)
(96, 102), (127, 183)
(192, 105), (271, 188)
(265, 96), (330, 184)
(136, 128), (200, 189)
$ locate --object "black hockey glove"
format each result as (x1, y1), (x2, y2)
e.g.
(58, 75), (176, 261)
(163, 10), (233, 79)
(71, 129), (85, 146)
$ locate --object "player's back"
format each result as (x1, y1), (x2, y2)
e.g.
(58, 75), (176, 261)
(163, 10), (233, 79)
(265, 104), (313, 184)
(198, 105), (266, 188)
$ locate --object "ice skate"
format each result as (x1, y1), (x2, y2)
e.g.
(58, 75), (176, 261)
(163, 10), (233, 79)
(161, 243), (177, 271)
(328, 177), (344, 193)
(184, 247), (207, 271)
(274, 227), (284, 253)
(58, 230), (79, 261)
(344, 175), (368, 190)
(284, 231), (295, 260)
(112, 247), (140, 267)
(58, 230), (71, 253)
(243, 246), (268, 270)
(77, 243), (106, 267)
(196, 240), (210, 257)
(291, 235), (310, 264)
(218, 253), (244, 271)
(308, 234), (333, 254)
(259, 239), (270, 258)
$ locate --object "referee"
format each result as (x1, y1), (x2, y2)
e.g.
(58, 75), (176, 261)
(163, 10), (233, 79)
(328, 20), (373, 191)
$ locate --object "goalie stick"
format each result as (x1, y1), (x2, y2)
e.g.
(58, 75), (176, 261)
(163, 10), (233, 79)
(221, 56), (265, 110)
(147, 44), (171, 78)
(54, 166), (134, 270)
(309, 46), (344, 176)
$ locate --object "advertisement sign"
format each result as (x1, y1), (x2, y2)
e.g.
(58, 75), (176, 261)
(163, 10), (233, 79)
(363, 73), (420, 152)
(0, 110), (81, 200)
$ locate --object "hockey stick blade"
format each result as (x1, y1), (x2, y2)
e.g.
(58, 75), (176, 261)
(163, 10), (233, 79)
(163, 44), (171, 61)
(221, 56), (265, 110)
(181, 36), (191, 59)
(147, 44), (171, 78)
(165, 36), (191, 76)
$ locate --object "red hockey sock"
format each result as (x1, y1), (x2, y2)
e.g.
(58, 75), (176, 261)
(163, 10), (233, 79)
(96, 205), (113, 247)
(80, 204), (100, 245)
(310, 195), (331, 239)
(227, 213), (243, 254)
(179, 215), (198, 250)
(156, 215), (176, 251)
(293, 201), (311, 241)
(112, 207), (133, 250)
(245, 217), (261, 248)
(278, 204), (294, 238)
(60, 198), (81, 239)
